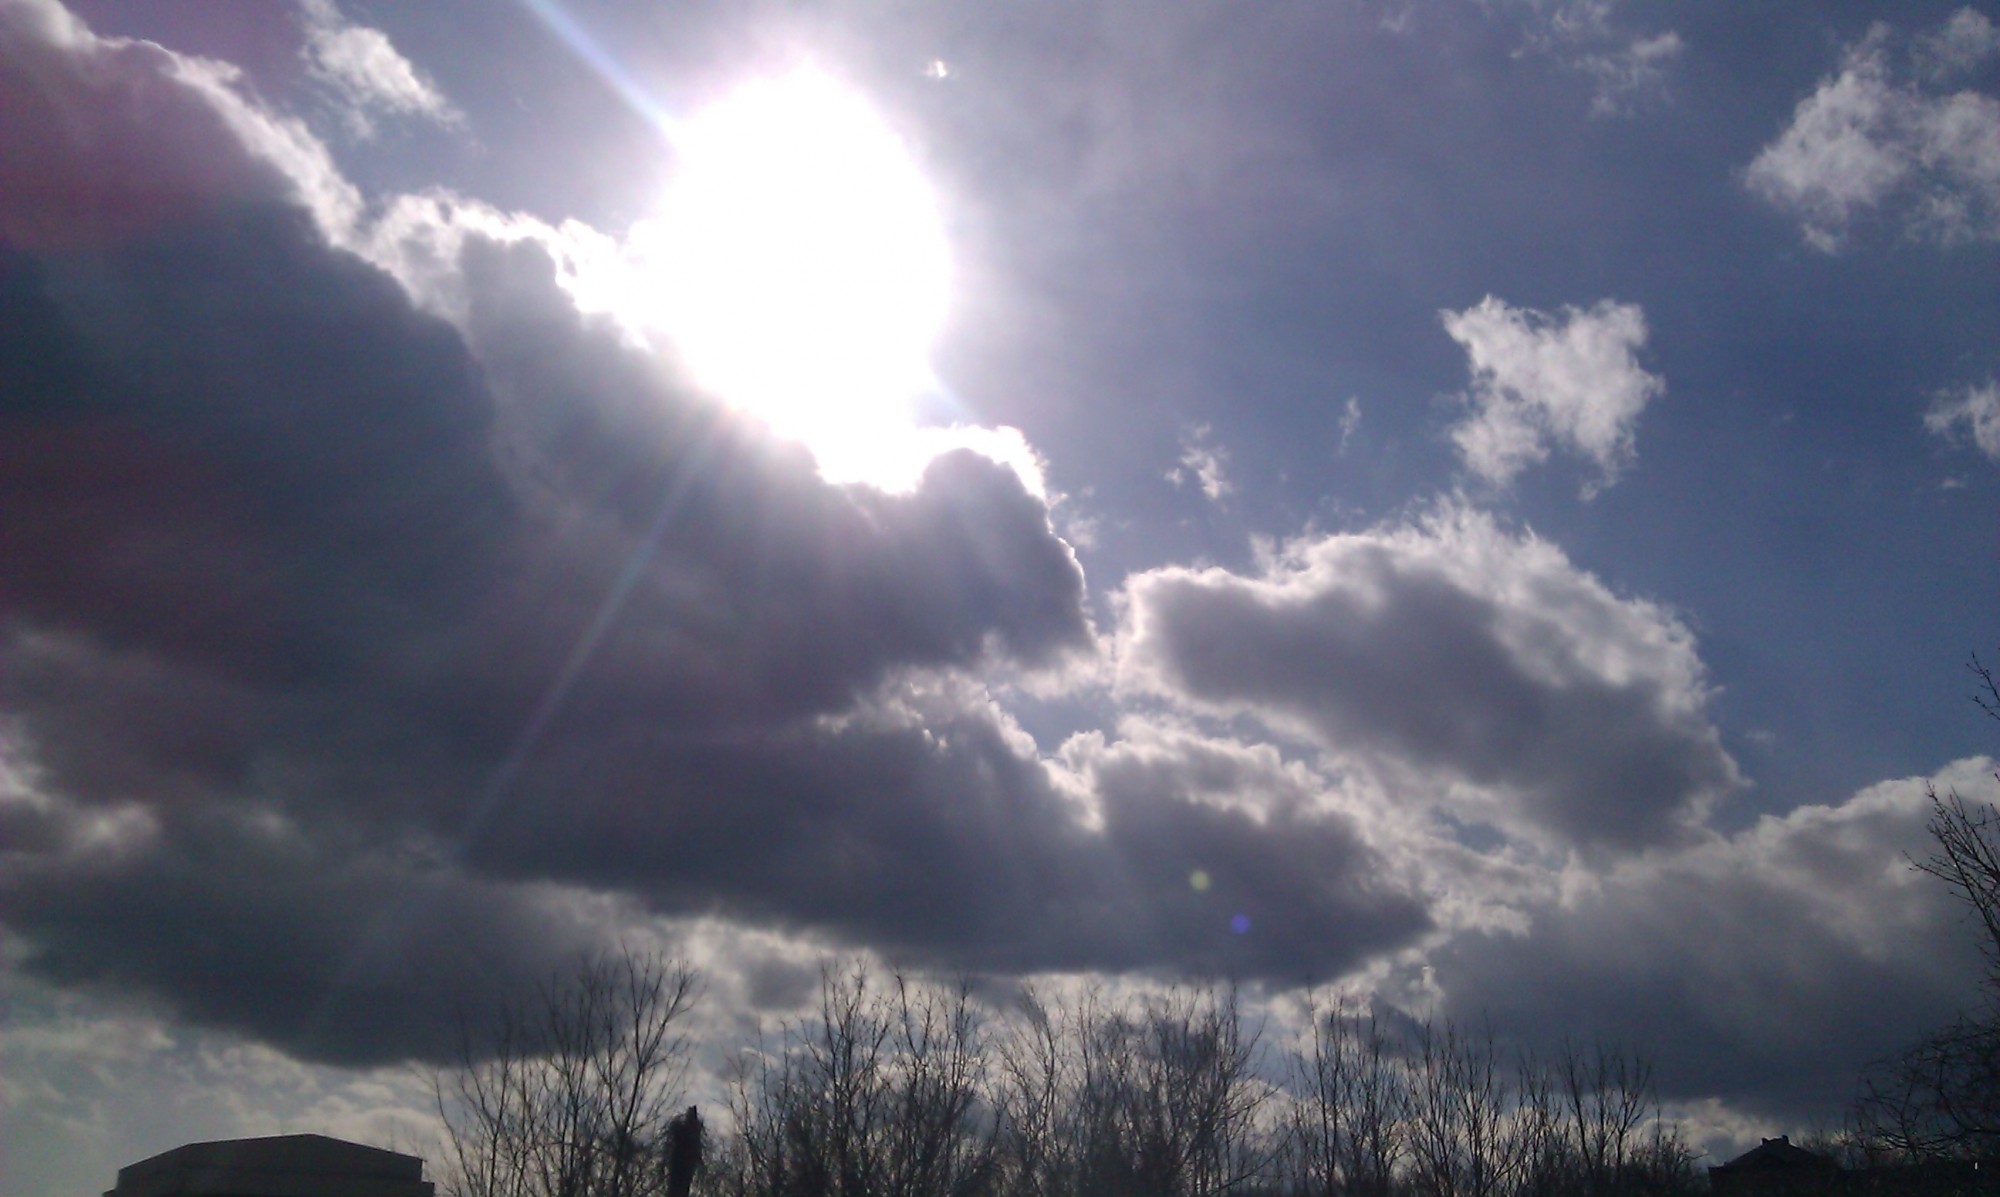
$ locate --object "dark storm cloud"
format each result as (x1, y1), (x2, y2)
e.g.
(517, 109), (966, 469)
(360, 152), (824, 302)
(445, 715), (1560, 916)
(0, 0), (1433, 1063)
(0, 206), (513, 688)
(1070, 723), (1431, 982)
(0, 217), (1087, 1048)
(453, 684), (1428, 982)
(0, 0), (287, 250)
(1120, 506), (1741, 851)
(2, 650), (1431, 1068)
(0, 0), (357, 251)
(0, 792), (604, 1066)
(450, 236), (1092, 716)
(1426, 758), (1996, 1118)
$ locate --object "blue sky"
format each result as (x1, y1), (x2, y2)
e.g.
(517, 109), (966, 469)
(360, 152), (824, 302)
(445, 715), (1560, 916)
(2, 2), (1997, 1193)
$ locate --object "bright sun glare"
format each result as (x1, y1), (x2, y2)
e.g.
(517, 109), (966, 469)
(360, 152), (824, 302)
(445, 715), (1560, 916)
(637, 70), (952, 487)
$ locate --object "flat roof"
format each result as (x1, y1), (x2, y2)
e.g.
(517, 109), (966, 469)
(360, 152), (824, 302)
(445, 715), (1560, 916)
(106, 1134), (433, 1197)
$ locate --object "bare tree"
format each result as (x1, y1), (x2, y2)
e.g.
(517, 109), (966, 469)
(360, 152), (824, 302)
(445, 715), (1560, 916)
(1407, 1019), (1522, 1197)
(1136, 987), (1268, 1197)
(1857, 1013), (2000, 1160)
(1511, 1053), (1567, 1197)
(1555, 1039), (1654, 1197)
(728, 966), (998, 1197)
(993, 985), (1269, 1197)
(882, 975), (998, 1197)
(994, 986), (1078, 1197)
(435, 949), (701, 1197)
(1856, 653), (2000, 1161)
(1921, 653), (2000, 979)
(1286, 994), (1406, 1197)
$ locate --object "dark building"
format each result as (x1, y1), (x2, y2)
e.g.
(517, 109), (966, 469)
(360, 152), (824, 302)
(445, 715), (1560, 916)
(1711, 1135), (1995, 1197)
(1711, 1136), (1843, 1197)
(104, 1134), (434, 1197)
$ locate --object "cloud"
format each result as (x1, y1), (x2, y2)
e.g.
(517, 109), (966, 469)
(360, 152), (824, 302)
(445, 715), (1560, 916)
(0, 788), (610, 1064)
(1925, 379), (2000, 461)
(1170, 423), (1234, 503)
(1440, 296), (1663, 494)
(1428, 758), (1996, 1116)
(0, 199), (1112, 1052)
(0, 976), (440, 1197)
(0, 662), (1433, 1061)
(1572, 31), (1683, 118)
(1118, 504), (1740, 851)
(0, 0), (356, 251)
(1057, 719), (1432, 979)
(0, 0), (1444, 1065)
(299, 0), (461, 137)
(1500, 0), (1683, 116)
(1746, 15), (2000, 251)
(1917, 7), (2000, 81)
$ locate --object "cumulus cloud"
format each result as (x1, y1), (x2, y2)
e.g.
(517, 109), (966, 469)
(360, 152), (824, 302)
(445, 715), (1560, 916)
(299, 0), (461, 137)
(1746, 15), (2000, 251)
(1429, 758), (1996, 1115)
(0, 0), (356, 250)
(0, 787), (610, 1064)
(1925, 379), (2000, 461)
(1441, 296), (1663, 494)
(0, 0), (1446, 1065)
(1119, 505), (1740, 851)
(0, 196), (1111, 1052)
(1057, 719), (1430, 977)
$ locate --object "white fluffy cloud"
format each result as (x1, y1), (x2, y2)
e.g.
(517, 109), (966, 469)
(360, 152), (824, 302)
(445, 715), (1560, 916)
(1119, 504), (1738, 850)
(1747, 13), (2000, 251)
(1926, 379), (2000, 461)
(300, 0), (461, 137)
(1441, 297), (1663, 494)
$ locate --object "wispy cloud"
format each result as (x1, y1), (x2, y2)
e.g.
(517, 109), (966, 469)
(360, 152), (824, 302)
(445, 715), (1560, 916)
(1170, 423), (1234, 503)
(1925, 379), (2000, 461)
(1502, 0), (1683, 116)
(300, 0), (461, 138)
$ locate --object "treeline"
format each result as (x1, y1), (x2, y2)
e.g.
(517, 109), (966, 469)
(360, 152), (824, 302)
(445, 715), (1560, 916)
(433, 953), (1700, 1197)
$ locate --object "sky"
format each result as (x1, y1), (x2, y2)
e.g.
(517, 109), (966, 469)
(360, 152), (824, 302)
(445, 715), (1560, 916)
(1, 0), (1998, 1192)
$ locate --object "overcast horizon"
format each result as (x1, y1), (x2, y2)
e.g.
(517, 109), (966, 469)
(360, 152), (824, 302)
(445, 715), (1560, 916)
(2, 1), (1998, 1193)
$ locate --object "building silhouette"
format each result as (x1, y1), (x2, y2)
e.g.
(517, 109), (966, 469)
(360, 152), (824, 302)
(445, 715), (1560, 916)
(104, 1134), (434, 1197)
(1710, 1136), (1841, 1197)
(1710, 1135), (1994, 1197)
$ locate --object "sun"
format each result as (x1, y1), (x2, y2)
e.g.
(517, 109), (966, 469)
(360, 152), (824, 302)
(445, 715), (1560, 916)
(634, 69), (952, 486)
